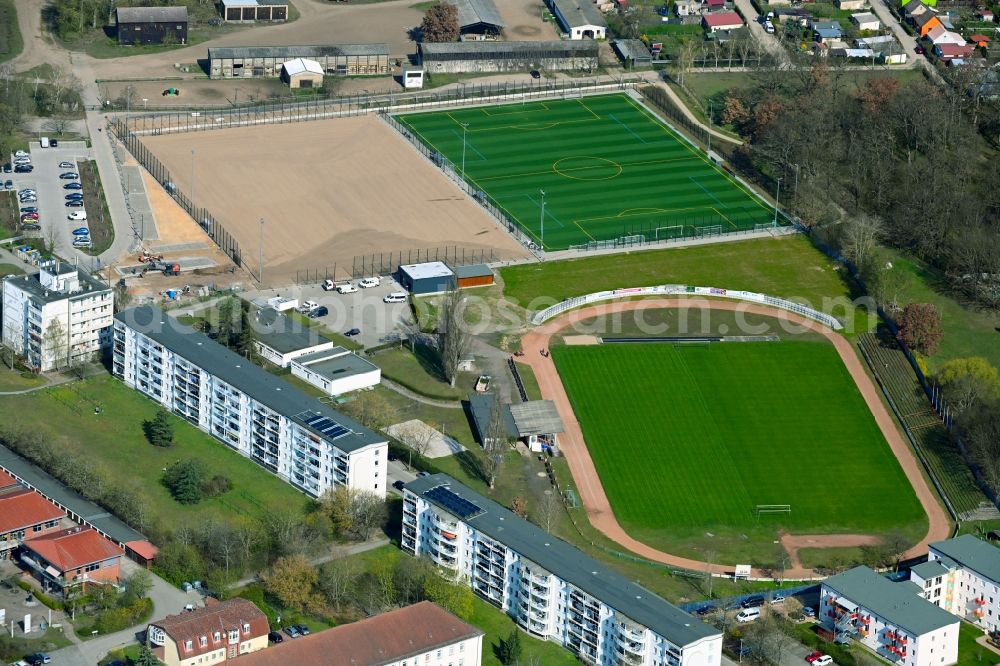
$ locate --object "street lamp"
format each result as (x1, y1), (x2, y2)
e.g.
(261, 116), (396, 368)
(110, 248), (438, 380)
(142, 97), (148, 110)
(191, 149), (196, 212)
(539, 189), (546, 250)
(773, 176), (782, 227)
(461, 122), (469, 178)
(259, 217), (265, 285)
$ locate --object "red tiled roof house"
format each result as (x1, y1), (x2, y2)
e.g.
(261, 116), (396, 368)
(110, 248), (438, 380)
(20, 526), (122, 593)
(147, 598), (270, 666)
(236, 601), (484, 666)
(703, 11), (743, 31)
(0, 488), (65, 561)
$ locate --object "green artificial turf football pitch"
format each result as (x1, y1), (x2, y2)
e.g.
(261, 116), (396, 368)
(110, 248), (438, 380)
(552, 341), (926, 537)
(393, 94), (777, 251)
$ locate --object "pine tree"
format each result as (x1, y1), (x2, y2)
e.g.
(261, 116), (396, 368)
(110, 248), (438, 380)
(136, 645), (164, 666)
(143, 409), (174, 447)
(163, 458), (206, 504)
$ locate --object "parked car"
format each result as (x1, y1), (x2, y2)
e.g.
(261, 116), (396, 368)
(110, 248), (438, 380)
(530, 70), (541, 79)
(50, 140), (58, 148)
(307, 306), (329, 319)
(802, 606), (816, 618)
(72, 228), (90, 236)
(392, 480), (405, 491)
(741, 595), (765, 609)
(383, 292), (407, 303)
(65, 193), (84, 200)
(13, 165), (33, 173)
(14, 150), (28, 158)
(26, 654), (51, 666)
(21, 224), (40, 231)
(813, 656), (833, 666)
(806, 651), (824, 663)
(344, 328), (360, 337)
(2, 163), (10, 173)
(65, 200), (83, 208)
(58, 161), (74, 168)
(267, 631), (284, 644)
(771, 593), (785, 604)
(18, 189), (35, 196)
(72, 241), (92, 249)
(735, 608), (761, 623)
(283, 626), (301, 639)
(294, 624), (310, 636)
(20, 207), (37, 213)
(19, 196), (36, 203)
(3, 180), (11, 190)
(695, 604), (715, 616)
(322, 278), (336, 291)
(358, 276), (380, 288)
(63, 182), (83, 190)
(20, 213), (39, 220)
(417, 471), (429, 478)
(335, 282), (358, 294)
(59, 172), (79, 180)
(915, 45), (925, 54)
(67, 211), (87, 221)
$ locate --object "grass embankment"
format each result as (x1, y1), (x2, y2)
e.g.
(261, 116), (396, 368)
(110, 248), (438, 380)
(0, 0), (23, 64)
(0, 374), (311, 532)
(501, 235), (875, 332)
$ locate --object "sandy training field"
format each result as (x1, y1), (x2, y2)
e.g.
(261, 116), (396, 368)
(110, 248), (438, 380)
(142, 116), (530, 284)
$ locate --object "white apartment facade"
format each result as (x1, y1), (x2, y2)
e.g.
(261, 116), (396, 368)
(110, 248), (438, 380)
(821, 566), (959, 666)
(402, 474), (722, 666)
(911, 535), (1000, 632)
(1, 261), (113, 371)
(113, 306), (387, 498)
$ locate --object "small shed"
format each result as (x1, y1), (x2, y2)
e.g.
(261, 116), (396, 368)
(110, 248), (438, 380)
(454, 264), (495, 289)
(116, 6), (188, 45)
(508, 401), (565, 452)
(281, 58), (324, 88)
(613, 39), (653, 68)
(397, 262), (456, 295)
(851, 12), (880, 30)
(834, 0), (865, 9)
(220, 0), (288, 22)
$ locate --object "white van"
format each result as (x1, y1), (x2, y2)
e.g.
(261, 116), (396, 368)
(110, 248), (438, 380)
(336, 282), (358, 294)
(67, 211), (87, 221)
(383, 292), (407, 303)
(736, 608), (761, 623)
(359, 276), (380, 288)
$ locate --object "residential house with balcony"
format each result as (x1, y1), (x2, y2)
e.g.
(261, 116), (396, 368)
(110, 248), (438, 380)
(113, 306), (387, 498)
(821, 566), (959, 666)
(20, 526), (123, 594)
(402, 474), (722, 666)
(1, 261), (113, 371)
(910, 535), (1000, 632)
(0, 486), (65, 561)
(237, 601), (483, 666)
(147, 598), (270, 666)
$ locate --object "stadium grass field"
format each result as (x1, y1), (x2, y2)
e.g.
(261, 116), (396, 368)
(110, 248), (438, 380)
(551, 340), (927, 551)
(393, 94), (776, 251)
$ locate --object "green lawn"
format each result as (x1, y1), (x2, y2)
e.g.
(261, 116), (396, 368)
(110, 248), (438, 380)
(369, 346), (474, 401)
(500, 235), (874, 331)
(0, 374), (311, 531)
(79, 160), (115, 255)
(0, 0), (23, 64)
(956, 621), (995, 666)
(395, 94), (777, 250)
(551, 340), (926, 555)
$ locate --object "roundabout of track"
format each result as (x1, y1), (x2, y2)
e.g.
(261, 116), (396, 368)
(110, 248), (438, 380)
(518, 298), (951, 579)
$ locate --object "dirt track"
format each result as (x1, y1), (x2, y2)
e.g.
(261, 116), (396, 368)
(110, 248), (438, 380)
(142, 115), (529, 284)
(519, 299), (951, 579)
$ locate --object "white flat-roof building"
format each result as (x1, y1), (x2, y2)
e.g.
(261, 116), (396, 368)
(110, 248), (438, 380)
(113, 306), (387, 498)
(1, 261), (113, 372)
(253, 307), (334, 368)
(290, 347), (381, 396)
(402, 474), (723, 666)
(396, 262), (456, 295)
(821, 566), (959, 666)
(911, 535), (1000, 632)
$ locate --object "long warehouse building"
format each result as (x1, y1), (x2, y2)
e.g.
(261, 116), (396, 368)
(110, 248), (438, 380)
(402, 474), (722, 666)
(208, 44), (390, 79)
(113, 306), (387, 498)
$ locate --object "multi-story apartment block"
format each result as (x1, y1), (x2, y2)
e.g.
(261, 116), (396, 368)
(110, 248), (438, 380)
(238, 601), (483, 666)
(1, 261), (113, 371)
(148, 598), (270, 666)
(821, 566), (959, 666)
(910, 535), (1000, 632)
(402, 474), (722, 666)
(113, 306), (387, 498)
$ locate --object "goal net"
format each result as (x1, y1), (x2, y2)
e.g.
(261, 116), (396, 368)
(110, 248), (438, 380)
(655, 225), (685, 241)
(696, 225), (723, 238)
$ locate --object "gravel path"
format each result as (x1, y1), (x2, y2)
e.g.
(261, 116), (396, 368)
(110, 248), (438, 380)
(519, 298), (951, 579)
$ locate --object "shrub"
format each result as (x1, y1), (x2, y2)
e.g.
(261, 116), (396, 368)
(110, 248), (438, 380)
(203, 474), (232, 498)
(162, 458), (206, 504)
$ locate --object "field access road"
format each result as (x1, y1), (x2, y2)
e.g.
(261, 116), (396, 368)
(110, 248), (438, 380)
(519, 298), (950, 580)
(732, 0), (789, 64)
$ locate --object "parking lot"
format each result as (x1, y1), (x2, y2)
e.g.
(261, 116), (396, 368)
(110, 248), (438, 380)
(245, 277), (413, 349)
(8, 141), (94, 261)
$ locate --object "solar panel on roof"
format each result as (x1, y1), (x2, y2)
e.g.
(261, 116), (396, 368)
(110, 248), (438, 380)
(425, 486), (484, 519)
(303, 413), (350, 440)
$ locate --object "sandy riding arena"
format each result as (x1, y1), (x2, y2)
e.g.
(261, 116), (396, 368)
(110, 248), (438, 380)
(519, 299), (951, 579)
(141, 116), (530, 285)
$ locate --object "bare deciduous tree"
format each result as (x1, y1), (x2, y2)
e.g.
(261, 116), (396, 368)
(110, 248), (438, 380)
(534, 489), (562, 533)
(439, 289), (469, 387)
(481, 389), (510, 489)
(842, 213), (884, 274)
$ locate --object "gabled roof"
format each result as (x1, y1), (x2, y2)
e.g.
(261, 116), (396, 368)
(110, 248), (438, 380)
(24, 527), (122, 572)
(0, 488), (63, 534)
(406, 474), (721, 648)
(913, 11), (940, 27)
(508, 400), (565, 436)
(812, 19), (842, 30)
(116, 6), (188, 23)
(703, 11), (743, 26)
(969, 33), (991, 42)
(551, 0), (608, 29)
(236, 602), (482, 666)
(930, 535), (1000, 584)
(282, 58), (324, 76)
(450, 0), (506, 29)
(0, 468), (18, 489)
(935, 42), (973, 56)
(151, 598), (269, 660)
(823, 566), (958, 636)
